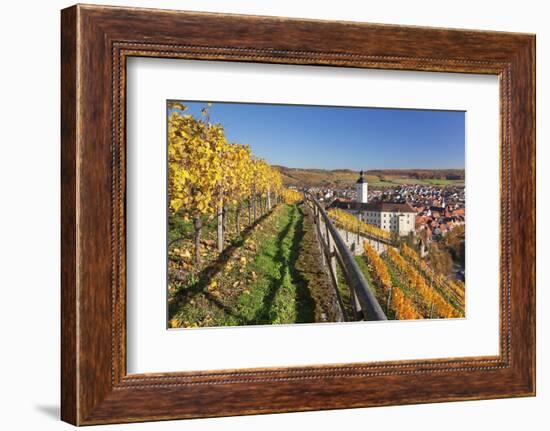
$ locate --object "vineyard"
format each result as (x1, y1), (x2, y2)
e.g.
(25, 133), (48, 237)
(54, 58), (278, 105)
(167, 103), (336, 327)
(168, 101), (290, 265)
(327, 208), (393, 242)
(167, 101), (465, 327)
(357, 240), (465, 320)
(401, 243), (465, 309)
(362, 242), (420, 319)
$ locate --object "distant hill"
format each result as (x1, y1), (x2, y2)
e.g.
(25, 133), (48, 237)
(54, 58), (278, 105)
(272, 166), (465, 188)
(367, 169), (465, 181)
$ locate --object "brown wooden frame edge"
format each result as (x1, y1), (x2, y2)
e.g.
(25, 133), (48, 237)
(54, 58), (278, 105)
(61, 4), (535, 426)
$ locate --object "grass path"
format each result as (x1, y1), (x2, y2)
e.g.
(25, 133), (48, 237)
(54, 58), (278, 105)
(169, 203), (338, 328)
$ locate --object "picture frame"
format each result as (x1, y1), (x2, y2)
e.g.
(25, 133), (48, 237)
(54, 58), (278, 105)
(61, 4), (535, 425)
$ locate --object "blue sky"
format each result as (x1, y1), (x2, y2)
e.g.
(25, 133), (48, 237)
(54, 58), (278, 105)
(168, 101), (465, 170)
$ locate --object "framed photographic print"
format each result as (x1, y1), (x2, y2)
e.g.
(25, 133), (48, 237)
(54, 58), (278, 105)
(61, 4), (536, 425)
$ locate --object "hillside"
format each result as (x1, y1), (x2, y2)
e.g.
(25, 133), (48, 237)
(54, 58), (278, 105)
(273, 166), (465, 188)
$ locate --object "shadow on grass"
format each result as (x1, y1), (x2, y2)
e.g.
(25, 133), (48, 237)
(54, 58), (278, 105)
(169, 210), (272, 319)
(248, 204), (315, 325)
(248, 206), (297, 324)
(170, 204), (316, 326)
(291, 205), (315, 323)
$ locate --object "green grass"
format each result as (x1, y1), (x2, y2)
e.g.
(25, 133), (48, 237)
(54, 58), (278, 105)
(233, 204), (312, 324)
(335, 266), (354, 319)
(169, 204), (326, 327)
(369, 177), (464, 187)
(388, 177), (463, 186)
(367, 179), (399, 188)
(168, 213), (194, 245)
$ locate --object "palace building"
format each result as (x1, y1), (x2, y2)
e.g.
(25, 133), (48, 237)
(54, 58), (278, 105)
(328, 171), (416, 237)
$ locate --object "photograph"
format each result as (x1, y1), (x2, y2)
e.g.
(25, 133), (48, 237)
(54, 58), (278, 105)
(167, 101), (466, 328)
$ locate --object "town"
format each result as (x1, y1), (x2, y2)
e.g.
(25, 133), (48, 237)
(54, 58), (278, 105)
(304, 172), (465, 244)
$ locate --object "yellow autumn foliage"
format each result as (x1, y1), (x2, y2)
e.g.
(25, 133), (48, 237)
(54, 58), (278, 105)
(168, 105), (285, 218)
(386, 247), (459, 318)
(328, 208), (392, 241)
(363, 241), (421, 320)
(401, 244), (465, 310)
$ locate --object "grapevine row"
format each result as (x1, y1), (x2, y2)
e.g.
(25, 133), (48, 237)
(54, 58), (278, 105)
(401, 244), (465, 309)
(386, 248), (459, 318)
(281, 189), (303, 204)
(328, 208), (392, 241)
(363, 242), (421, 320)
(168, 102), (294, 265)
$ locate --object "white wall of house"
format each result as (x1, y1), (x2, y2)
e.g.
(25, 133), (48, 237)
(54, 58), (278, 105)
(363, 210), (415, 236)
(397, 213), (415, 236)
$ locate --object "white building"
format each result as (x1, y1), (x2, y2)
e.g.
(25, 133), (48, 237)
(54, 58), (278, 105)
(362, 202), (416, 236)
(328, 171), (416, 237)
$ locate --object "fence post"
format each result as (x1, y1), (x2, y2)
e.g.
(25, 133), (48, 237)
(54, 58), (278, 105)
(317, 211), (322, 238)
(327, 233), (338, 289)
(315, 207), (326, 266)
(356, 213), (361, 246)
(351, 290), (362, 320)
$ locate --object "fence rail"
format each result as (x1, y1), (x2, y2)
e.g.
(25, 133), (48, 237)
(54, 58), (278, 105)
(305, 192), (387, 321)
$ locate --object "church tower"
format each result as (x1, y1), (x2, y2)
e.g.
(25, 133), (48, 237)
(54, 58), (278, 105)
(355, 170), (368, 203)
